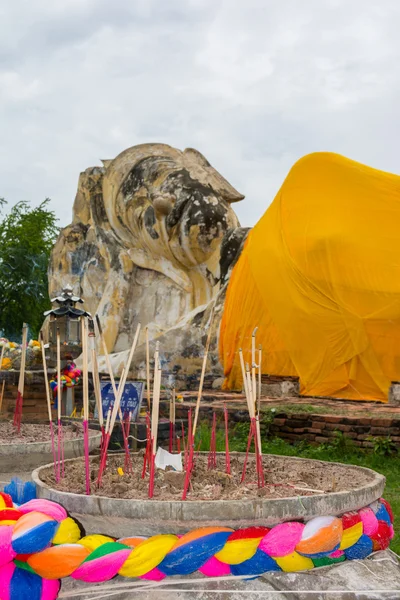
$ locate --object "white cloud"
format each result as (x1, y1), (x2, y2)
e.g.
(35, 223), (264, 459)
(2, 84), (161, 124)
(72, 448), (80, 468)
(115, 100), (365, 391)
(0, 0), (399, 228)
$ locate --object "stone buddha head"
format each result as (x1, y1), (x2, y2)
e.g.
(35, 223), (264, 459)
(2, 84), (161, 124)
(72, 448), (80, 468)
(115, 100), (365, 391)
(101, 143), (244, 290)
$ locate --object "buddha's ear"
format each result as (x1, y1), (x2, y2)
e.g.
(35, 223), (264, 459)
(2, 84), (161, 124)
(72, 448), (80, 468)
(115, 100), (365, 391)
(183, 148), (245, 203)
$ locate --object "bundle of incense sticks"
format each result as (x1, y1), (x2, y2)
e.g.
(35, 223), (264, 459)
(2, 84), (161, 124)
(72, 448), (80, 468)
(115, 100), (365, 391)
(13, 323), (28, 432)
(179, 308), (214, 500)
(169, 388), (176, 453)
(251, 328), (263, 459)
(239, 337), (264, 487)
(94, 316), (131, 463)
(193, 307), (215, 438)
(40, 332), (57, 479)
(148, 343), (161, 499)
(96, 320), (141, 487)
(89, 325), (104, 451)
(207, 411), (217, 470)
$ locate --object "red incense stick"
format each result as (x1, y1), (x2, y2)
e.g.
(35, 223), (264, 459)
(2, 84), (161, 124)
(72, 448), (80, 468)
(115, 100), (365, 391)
(182, 409), (194, 500)
(83, 419), (91, 495)
(142, 412), (151, 479)
(241, 419), (255, 484)
(121, 411), (132, 474)
(224, 404), (231, 475)
(241, 418), (264, 487)
(57, 418), (62, 482)
(207, 412), (217, 470)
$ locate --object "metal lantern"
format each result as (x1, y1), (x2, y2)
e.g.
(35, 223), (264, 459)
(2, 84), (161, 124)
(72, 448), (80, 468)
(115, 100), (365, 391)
(44, 284), (91, 365)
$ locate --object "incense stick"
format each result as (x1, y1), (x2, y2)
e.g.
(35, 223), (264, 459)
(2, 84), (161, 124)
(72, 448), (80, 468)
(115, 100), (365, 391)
(91, 343), (106, 458)
(81, 317), (91, 495)
(40, 332), (57, 479)
(96, 321), (141, 486)
(207, 411), (217, 470)
(239, 348), (264, 487)
(123, 410), (133, 473)
(251, 327), (258, 414)
(90, 327), (103, 431)
(14, 323), (28, 431)
(145, 326), (151, 411)
(148, 355), (161, 498)
(224, 403), (231, 475)
(108, 323), (141, 436)
(141, 412), (151, 479)
(97, 367), (125, 487)
(169, 388), (176, 453)
(95, 316), (135, 476)
(182, 408), (194, 500)
(193, 308), (215, 438)
(239, 348), (250, 406)
(56, 328), (62, 482)
(252, 329), (264, 486)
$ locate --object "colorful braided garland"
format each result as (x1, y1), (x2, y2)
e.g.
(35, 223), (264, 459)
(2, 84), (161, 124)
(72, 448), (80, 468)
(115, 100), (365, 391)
(0, 491), (394, 600)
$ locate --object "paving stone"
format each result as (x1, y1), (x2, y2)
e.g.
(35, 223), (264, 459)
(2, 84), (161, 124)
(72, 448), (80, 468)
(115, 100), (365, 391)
(60, 550), (400, 600)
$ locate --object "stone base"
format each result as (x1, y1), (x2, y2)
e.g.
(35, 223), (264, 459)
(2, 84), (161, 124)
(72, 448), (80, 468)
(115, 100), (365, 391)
(259, 375), (300, 398)
(389, 383), (400, 406)
(59, 550), (400, 600)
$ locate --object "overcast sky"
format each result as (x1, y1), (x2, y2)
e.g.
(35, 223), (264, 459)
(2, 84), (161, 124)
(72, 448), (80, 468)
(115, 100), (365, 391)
(1, 0), (399, 229)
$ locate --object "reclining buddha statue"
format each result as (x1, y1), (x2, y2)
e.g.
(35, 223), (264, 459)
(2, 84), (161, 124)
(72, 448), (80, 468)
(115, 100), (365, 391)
(49, 147), (400, 401)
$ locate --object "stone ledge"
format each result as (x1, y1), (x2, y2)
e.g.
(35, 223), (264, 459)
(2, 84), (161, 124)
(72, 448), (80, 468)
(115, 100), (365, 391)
(0, 428), (101, 472)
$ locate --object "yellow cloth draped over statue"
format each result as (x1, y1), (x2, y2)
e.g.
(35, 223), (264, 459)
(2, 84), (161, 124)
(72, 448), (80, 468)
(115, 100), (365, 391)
(220, 152), (400, 401)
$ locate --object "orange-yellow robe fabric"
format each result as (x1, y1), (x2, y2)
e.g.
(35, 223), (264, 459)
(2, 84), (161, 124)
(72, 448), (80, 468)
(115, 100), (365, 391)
(220, 152), (400, 401)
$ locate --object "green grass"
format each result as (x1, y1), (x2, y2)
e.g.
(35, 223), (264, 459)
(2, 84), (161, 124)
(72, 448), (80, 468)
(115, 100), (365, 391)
(195, 421), (400, 554)
(259, 402), (400, 419)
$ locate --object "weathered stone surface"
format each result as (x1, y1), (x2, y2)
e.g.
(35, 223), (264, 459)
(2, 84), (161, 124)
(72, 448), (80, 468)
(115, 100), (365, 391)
(48, 143), (245, 386)
(389, 383), (400, 406)
(0, 429), (101, 472)
(59, 550), (400, 600)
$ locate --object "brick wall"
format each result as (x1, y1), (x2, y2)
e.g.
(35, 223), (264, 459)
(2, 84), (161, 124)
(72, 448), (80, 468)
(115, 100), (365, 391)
(0, 371), (50, 421)
(172, 403), (400, 447)
(269, 413), (400, 447)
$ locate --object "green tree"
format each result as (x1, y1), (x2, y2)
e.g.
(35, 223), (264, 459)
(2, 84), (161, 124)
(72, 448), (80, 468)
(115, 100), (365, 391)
(0, 199), (59, 339)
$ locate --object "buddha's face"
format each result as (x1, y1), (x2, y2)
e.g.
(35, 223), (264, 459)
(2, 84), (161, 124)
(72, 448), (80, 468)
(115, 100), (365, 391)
(102, 145), (243, 271)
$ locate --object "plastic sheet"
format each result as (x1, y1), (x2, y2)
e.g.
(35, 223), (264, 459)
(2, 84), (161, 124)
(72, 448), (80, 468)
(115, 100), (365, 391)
(220, 152), (400, 401)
